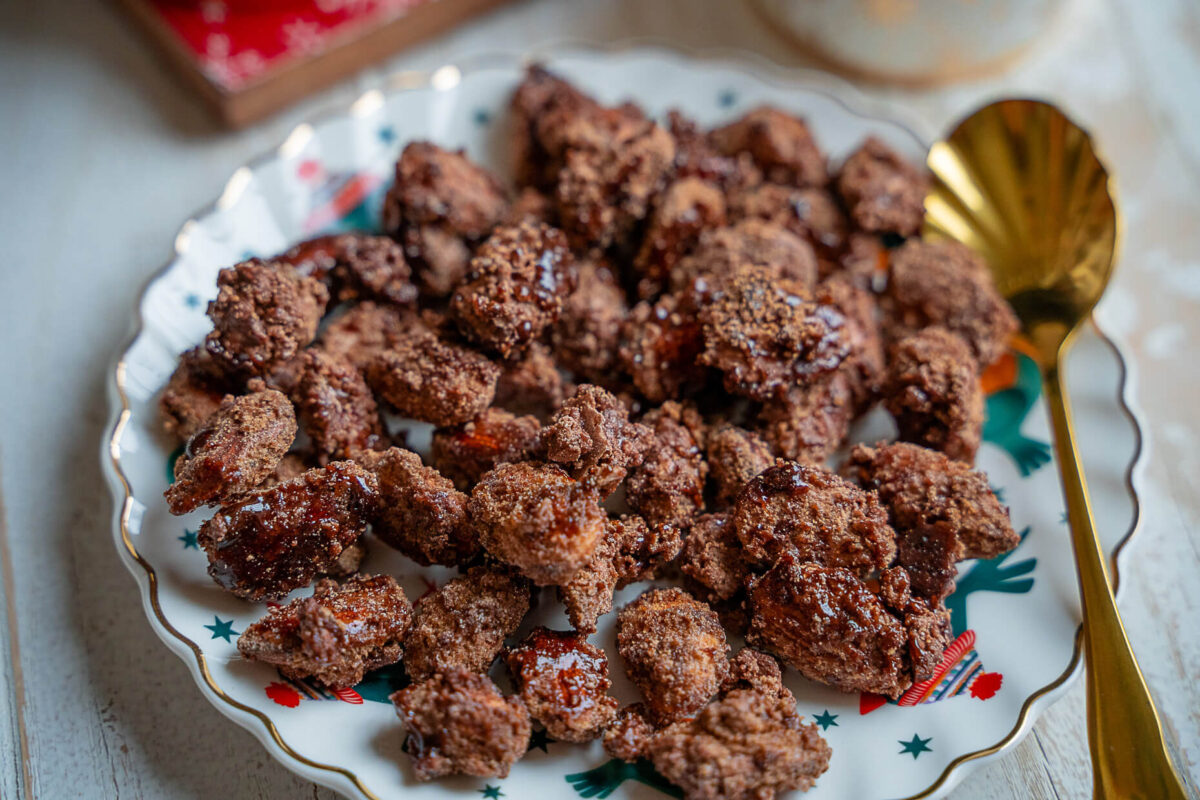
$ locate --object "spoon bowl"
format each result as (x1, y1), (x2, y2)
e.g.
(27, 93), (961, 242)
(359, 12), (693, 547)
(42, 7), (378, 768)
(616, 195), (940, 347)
(924, 99), (1186, 800)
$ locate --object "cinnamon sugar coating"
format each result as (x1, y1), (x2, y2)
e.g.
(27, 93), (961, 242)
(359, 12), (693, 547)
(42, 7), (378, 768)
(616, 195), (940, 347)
(731, 184), (849, 261)
(819, 275), (885, 412)
(709, 106), (828, 187)
(552, 257), (628, 386)
(505, 627), (619, 743)
(883, 327), (984, 463)
(558, 514), (682, 634)
(626, 402), (708, 528)
(603, 702), (658, 762)
(365, 330), (499, 426)
(494, 342), (570, 419)
(205, 260), (329, 377)
(430, 408), (542, 490)
(196, 461), (379, 601)
(165, 389), (296, 514)
(679, 513), (751, 604)
(236, 574), (412, 689)
(511, 65), (602, 190)
(403, 565), (532, 682)
(469, 461), (606, 586)
(291, 350), (385, 460)
(732, 461), (896, 574)
(720, 648), (793, 705)
(705, 425), (774, 510)
(884, 239), (1018, 368)
(846, 441), (1019, 562)
(317, 301), (420, 371)
(616, 587), (729, 725)
(450, 221), (575, 357)
(698, 267), (847, 402)
(540, 384), (653, 495)
(553, 108), (676, 252)
(359, 447), (476, 567)
(276, 232), (417, 307)
(645, 688), (832, 800)
(757, 373), (855, 465)
(632, 177), (727, 299)
(383, 141), (509, 297)
(672, 219), (819, 295)
(836, 137), (928, 237)
(160, 346), (235, 441)
(391, 668), (531, 780)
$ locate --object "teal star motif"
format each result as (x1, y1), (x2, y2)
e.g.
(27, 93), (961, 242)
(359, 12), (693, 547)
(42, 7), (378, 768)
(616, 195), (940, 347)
(812, 710), (838, 730)
(990, 484), (1006, 503)
(178, 529), (199, 550)
(478, 786), (503, 799)
(899, 733), (932, 760)
(527, 727), (552, 753)
(718, 89), (737, 108)
(184, 292), (201, 309)
(205, 616), (239, 642)
(378, 125), (396, 143)
(473, 108), (491, 126)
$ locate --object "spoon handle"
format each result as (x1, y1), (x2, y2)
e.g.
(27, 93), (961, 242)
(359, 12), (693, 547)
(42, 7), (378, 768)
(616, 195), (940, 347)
(1042, 360), (1188, 800)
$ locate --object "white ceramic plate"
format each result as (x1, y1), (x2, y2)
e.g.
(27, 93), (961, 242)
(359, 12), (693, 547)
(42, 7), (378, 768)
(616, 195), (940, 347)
(102, 47), (1143, 800)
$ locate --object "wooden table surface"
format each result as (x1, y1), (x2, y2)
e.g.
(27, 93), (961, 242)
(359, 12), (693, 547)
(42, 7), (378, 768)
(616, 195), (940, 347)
(1, 0), (1197, 797)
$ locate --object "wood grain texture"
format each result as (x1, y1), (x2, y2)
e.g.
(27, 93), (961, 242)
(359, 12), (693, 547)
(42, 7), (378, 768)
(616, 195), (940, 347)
(0, 0), (1196, 797)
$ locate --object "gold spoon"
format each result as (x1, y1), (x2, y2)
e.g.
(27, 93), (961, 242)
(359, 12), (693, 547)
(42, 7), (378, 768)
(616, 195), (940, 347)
(923, 99), (1187, 799)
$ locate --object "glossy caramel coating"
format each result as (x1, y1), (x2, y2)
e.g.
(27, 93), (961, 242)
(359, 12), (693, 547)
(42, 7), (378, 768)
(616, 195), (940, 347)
(883, 328), (984, 463)
(705, 425), (774, 510)
(884, 239), (1019, 369)
(196, 461), (378, 601)
(430, 408), (541, 490)
(506, 627), (618, 743)
(732, 460), (896, 573)
(836, 137), (928, 237)
(365, 330), (499, 427)
(236, 574), (411, 689)
(626, 402), (708, 528)
(291, 349), (385, 460)
(697, 266), (847, 402)
(450, 222), (575, 357)
(391, 668), (530, 781)
(709, 106), (828, 187)
(276, 232), (417, 307)
(205, 259), (329, 377)
(165, 389), (296, 515)
(818, 275), (885, 413)
(540, 384), (653, 496)
(616, 587), (729, 725)
(632, 177), (727, 299)
(469, 461), (606, 586)
(618, 293), (708, 405)
(382, 141), (509, 297)
(646, 688), (831, 800)
(359, 447), (476, 567)
(403, 566), (531, 682)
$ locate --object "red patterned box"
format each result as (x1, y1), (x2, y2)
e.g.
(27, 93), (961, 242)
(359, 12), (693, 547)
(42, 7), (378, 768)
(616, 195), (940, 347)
(115, 0), (513, 127)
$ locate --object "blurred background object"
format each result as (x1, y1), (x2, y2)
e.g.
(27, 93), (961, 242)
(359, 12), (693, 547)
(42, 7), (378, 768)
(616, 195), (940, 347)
(752, 0), (1067, 85)
(115, 0), (514, 126)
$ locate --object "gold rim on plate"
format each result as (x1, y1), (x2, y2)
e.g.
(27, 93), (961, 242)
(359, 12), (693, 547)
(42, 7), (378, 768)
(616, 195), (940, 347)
(102, 43), (1145, 800)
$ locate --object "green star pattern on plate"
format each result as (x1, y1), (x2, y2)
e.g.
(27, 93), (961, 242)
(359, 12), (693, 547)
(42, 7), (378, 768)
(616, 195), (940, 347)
(478, 786), (503, 799)
(178, 529), (198, 550)
(528, 728), (552, 753)
(204, 616), (239, 642)
(812, 710), (838, 730)
(898, 733), (932, 760)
